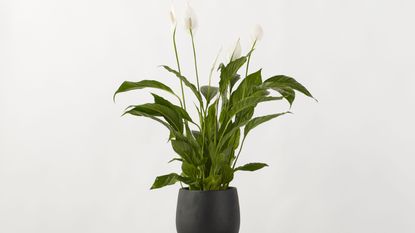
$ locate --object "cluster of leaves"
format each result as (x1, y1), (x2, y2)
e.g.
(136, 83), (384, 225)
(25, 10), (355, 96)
(114, 51), (314, 191)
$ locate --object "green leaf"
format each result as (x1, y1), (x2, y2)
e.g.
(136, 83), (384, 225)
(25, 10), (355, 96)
(161, 65), (203, 106)
(125, 103), (183, 132)
(219, 56), (247, 95)
(263, 75), (315, 100)
(113, 80), (175, 102)
(168, 158), (183, 163)
(244, 112), (289, 137)
(124, 108), (175, 133)
(234, 163), (269, 172)
(200, 86), (219, 104)
(151, 93), (193, 123)
(150, 173), (181, 189)
(230, 74), (241, 91)
(228, 96), (283, 118)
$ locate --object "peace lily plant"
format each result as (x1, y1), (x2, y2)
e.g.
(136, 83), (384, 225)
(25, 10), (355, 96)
(114, 4), (315, 191)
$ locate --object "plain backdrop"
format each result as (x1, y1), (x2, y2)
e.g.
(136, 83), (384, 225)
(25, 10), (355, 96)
(1, 0), (415, 232)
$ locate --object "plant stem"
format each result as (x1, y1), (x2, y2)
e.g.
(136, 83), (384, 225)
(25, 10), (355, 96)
(232, 136), (246, 170)
(190, 29), (200, 91)
(245, 40), (257, 78)
(173, 27), (186, 110)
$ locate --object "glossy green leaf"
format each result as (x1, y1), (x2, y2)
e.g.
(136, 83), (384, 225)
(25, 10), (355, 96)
(113, 80), (175, 102)
(263, 75), (315, 100)
(126, 103), (183, 132)
(234, 163), (269, 172)
(219, 56), (247, 95)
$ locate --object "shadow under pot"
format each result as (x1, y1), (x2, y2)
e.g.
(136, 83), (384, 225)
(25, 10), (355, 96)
(176, 187), (240, 233)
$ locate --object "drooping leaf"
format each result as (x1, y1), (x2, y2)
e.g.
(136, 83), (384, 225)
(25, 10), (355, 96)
(263, 75), (315, 100)
(161, 65), (203, 106)
(200, 86), (219, 104)
(123, 108), (175, 134)
(244, 112), (289, 137)
(168, 158), (183, 163)
(151, 93), (193, 122)
(126, 103), (183, 132)
(150, 173), (181, 189)
(113, 80), (176, 102)
(234, 163), (269, 172)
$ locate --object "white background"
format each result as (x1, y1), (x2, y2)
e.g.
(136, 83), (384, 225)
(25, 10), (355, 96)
(1, 0), (415, 232)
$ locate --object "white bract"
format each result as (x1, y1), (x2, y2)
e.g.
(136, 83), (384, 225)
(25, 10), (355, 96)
(184, 3), (198, 32)
(231, 39), (242, 61)
(170, 5), (177, 29)
(252, 24), (264, 45)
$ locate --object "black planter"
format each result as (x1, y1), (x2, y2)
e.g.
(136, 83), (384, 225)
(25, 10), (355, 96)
(176, 187), (240, 233)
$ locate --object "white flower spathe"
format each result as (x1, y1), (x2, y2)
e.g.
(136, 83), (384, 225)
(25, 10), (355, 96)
(231, 39), (242, 61)
(170, 5), (177, 28)
(252, 24), (264, 42)
(184, 3), (198, 32)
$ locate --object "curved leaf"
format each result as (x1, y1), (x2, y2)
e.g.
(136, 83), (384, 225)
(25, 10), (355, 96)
(114, 80), (175, 102)
(219, 56), (247, 95)
(161, 65), (203, 106)
(263, 75), (315, 100)
(150, 173), (181, 189)
(126, 103), (183, 132)
(234, 163), (268, 172)
(200, 86), (219, 104)
(244, 112), (289, 137)
(228, 96), (283, 118)
(151, 93), (193, 123)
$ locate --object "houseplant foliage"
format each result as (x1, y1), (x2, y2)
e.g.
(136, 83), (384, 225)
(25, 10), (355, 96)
(114, 4), (315, 191)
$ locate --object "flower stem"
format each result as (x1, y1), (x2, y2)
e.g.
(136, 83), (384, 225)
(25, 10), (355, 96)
(245, 40), (257, 78)
(190, 29), (200, 91)
(232, 136), (246, 170)
(173, 27), (186, 110)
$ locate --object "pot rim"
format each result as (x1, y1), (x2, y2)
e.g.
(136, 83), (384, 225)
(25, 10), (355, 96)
(179, 187), (237, 193)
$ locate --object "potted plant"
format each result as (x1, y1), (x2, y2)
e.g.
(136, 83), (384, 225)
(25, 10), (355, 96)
(114, 4), (315, 233)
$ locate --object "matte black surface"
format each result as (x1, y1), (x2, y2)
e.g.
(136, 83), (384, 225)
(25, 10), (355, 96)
(176, 187), (240, 233)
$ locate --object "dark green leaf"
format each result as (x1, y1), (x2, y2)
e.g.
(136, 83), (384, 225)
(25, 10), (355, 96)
(263, 75), (315, 100)
(219, 56), (247, 95)
(161, 65), (203, 106)
(200, 86), (219, 104)
(234, 163), (269, 172)
(113, 80), (175, 102)
(168, 158), (183, 163)
(126, 103), (183, 132)
(151, 93), (193, 122)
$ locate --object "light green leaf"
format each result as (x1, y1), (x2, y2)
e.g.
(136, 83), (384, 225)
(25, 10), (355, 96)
(244, 112), (289, 137)
(150, 173), (181, 189)
(113, 80), (175, 102)
(234, 163), (269, 172)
